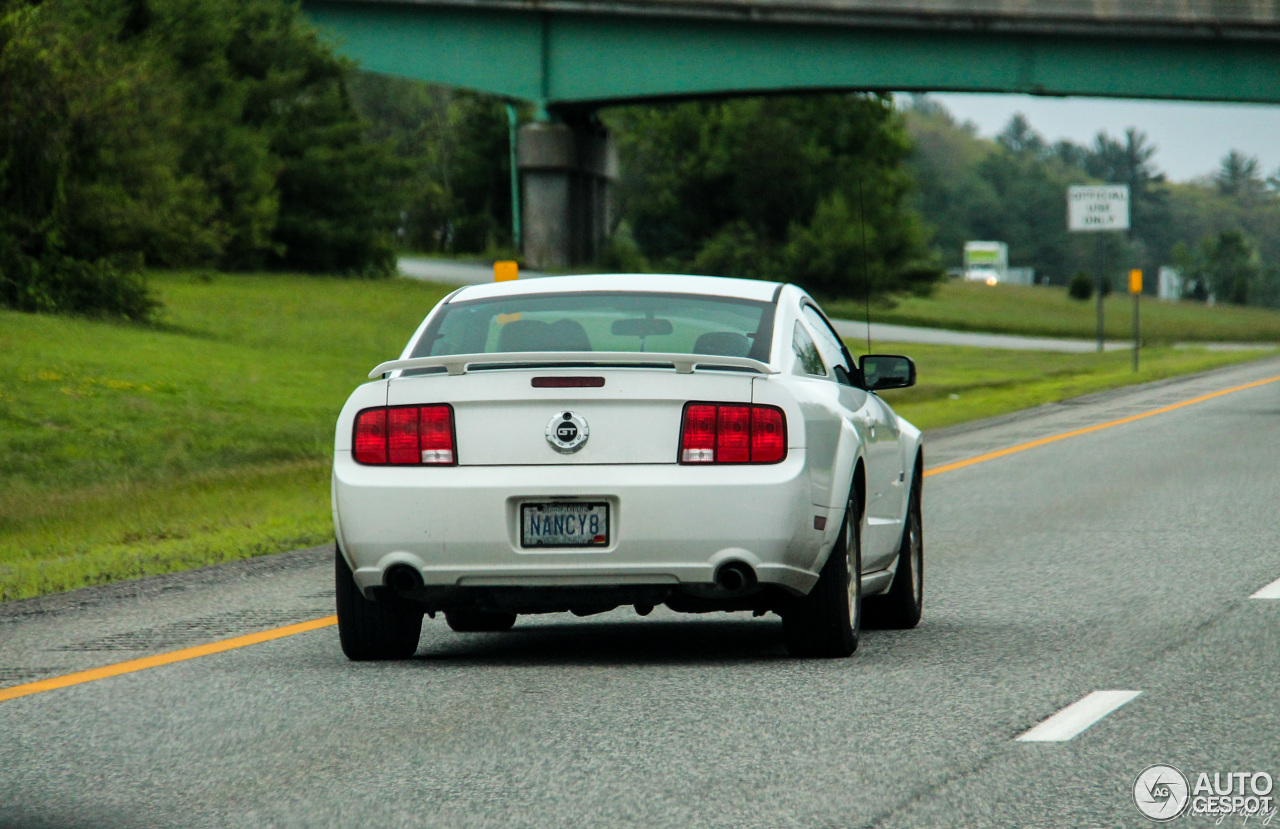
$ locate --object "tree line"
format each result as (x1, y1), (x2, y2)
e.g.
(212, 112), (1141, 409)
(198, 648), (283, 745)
(353, 83), (945, 302)
(357, 83), (1280, 309)
(902, 95), (1280, 306)
(0, 0), (402, 319)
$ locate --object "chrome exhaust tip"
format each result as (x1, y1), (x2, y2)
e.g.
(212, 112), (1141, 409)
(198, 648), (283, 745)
(713, 561), (757, 592)
(384, 564), (424, 597)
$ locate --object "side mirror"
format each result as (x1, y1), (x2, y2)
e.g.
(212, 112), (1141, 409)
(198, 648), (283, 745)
(859, 355), (916, 391)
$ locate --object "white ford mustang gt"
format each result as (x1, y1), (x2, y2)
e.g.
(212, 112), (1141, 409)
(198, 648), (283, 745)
(333, 274), (923, 659)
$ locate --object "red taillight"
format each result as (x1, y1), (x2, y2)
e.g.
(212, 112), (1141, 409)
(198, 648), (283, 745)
(353, 405), (456, 465)
(679, 403), (786, 464)
(717, 405), (750, 463)
(418, 406), (454, 464)
(354, 409), (387, 465)
(680, 404), (717, 463)
(750, 406), (786, 464)
(388, 407), (420, 464)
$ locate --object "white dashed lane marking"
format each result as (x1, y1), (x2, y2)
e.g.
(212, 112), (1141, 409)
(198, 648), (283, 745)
(1250, 577), (1280, 599)
(1016, 690), (1143, 742)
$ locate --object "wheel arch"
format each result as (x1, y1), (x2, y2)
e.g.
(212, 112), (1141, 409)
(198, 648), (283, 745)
(808, 454), (865, 585)
(852, 457), (866, 523)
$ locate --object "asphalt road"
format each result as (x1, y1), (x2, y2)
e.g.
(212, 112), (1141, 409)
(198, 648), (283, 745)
(4, 357), (1280, 828)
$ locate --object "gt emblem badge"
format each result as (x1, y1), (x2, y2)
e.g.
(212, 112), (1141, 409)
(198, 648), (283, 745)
(546, 411), (589, 453)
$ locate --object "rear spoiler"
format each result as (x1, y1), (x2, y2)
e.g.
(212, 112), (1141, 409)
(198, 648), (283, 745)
(368, 351), (777, 379)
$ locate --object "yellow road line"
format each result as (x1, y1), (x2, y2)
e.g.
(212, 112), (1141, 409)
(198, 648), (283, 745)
(0, 615), (336, 704)
(925, 374), (1280, 478)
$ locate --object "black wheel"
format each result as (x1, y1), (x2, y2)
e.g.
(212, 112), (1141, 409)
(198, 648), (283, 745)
(335, 545), (424, 660)
(445, 609), (517, 633)
(864, 471), (923, 630)
(783, 489), (861, 658)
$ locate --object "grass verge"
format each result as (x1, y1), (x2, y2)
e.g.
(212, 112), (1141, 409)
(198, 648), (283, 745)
(826, 280), (1280, 343)
(0, 461), (329, 601)
(871, 343), (1279, 431)
(1, 270), (1275, 601)
(0, 271), (452, 602)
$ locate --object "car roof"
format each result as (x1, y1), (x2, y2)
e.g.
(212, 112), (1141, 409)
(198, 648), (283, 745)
(445, 273), (783, 304)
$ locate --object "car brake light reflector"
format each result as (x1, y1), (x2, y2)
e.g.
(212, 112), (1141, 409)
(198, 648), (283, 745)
(388, 407), (420, 464)
(354, 409), (388, 465)
(353, 405), (456, 465)
(750, 406), (786, 464)
(680, 404), (717, 463)
(531, 376), (606, 388)
(717, 406), (750, 463)
(418, 405), (454, 464)
(679, 403), (786, 464)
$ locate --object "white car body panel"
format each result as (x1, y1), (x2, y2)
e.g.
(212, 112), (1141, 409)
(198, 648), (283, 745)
(332, 273), (922, 614)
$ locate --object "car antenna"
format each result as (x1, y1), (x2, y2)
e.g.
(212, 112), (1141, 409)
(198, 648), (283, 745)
(859, 178), (872, 356)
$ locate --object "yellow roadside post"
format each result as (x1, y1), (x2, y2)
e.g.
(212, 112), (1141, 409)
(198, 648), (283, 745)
(1129, 269), (1142, 372)
(494, 260), (519, 282)
(494, 261), (521, 324)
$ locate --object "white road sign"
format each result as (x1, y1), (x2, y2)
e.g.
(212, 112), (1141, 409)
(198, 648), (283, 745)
(1068, 185), (1130, 231)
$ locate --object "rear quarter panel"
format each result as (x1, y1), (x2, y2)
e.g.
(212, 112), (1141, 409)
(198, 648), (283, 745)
(750, 374), (868, 514)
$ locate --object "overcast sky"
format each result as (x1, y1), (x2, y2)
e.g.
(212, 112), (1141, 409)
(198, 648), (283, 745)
(929, 93), (1280, 184)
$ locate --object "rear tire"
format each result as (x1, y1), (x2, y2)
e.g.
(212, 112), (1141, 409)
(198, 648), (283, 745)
(864, 472), (923, 630)
(445, 609), (518, 633)
(783, 490), (861, 658)
(335, 545), (424, 661)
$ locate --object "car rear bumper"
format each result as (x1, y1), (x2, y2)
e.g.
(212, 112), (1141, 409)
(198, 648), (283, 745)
(332, 453), (835, 597)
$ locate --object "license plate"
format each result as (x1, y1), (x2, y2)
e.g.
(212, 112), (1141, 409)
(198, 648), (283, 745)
(521, 502), (609, 548)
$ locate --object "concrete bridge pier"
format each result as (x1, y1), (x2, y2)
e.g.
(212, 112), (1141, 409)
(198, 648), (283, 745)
(517, 116), (617, 269)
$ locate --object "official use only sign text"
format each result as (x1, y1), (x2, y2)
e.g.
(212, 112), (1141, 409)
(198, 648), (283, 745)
(1069, 185), (1130, 231)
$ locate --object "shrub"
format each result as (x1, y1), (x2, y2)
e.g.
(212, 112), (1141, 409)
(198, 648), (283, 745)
(596, 222), (649, 273)
(1068, 271), (1094, 301)
(0, 248), (157, 321)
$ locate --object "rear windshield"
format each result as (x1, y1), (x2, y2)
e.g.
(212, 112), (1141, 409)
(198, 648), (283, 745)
(410, 291), (775, 362)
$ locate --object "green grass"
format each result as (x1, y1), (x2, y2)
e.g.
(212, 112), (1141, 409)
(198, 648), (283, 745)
(0, 270), (1275, 602)
(0, 272), (453, 601)
(826, 280), (1280, 343)
(868, 342), (1278, 431)
(1, 462), (330, 601)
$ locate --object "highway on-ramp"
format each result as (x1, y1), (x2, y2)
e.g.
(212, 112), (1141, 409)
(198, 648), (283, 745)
(4, 357), (1280, 828)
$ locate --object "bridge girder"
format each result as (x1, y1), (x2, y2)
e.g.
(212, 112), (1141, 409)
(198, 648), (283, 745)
(305, 0), (1280, 107)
